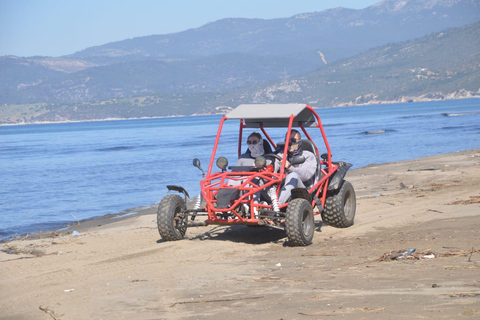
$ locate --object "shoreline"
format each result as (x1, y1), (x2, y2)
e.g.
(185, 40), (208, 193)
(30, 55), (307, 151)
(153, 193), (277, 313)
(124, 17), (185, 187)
(1, 96), (478, 126)
(3, 147), (479, 243)
(0, 204), (159, 243)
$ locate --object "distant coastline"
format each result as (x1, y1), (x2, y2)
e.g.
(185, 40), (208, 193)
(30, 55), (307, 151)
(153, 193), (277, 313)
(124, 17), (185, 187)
(332, 92), (480, 108)
(1, 96), (479, 127)
(0, 112), (221, 127)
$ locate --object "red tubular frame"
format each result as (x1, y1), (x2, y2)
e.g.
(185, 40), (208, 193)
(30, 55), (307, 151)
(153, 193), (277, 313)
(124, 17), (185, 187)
(201, 105), (338, 225)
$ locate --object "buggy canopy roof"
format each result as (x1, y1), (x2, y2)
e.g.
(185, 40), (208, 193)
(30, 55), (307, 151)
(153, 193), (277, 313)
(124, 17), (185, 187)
(225, 104), (317, 128)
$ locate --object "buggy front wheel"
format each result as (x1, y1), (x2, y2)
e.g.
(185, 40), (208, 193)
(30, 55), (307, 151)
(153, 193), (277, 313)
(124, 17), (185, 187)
(285, 198), (315, 246)
(157, 194), (188, 241)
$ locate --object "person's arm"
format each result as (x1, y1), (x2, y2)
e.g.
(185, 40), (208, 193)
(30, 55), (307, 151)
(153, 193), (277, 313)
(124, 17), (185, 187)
(290, 151), (316, 182)
(274, 152), (284, 173)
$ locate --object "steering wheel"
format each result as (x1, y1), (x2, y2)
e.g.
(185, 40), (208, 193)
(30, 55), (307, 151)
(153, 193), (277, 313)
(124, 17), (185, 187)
(263, 153), (283, 161)
(262, 153), (283, 170)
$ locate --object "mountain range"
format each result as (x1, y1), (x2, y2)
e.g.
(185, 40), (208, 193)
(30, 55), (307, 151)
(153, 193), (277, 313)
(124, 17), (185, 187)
(1, 0), (479, 124)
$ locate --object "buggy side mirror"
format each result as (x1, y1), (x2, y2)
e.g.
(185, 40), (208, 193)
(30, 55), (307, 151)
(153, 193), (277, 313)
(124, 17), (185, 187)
(290, 155), (306, 166)
(193, 158), (205, 175)
(321, 153), (329, 161)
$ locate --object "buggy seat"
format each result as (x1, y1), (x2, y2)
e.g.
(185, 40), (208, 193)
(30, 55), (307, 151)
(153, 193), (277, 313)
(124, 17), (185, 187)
(300, 139), (323, 189)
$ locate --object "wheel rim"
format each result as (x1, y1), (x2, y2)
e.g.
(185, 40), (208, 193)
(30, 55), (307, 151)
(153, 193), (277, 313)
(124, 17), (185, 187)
(302, 209), (313, 237)
(343, 189), (353, 219)
(174, 203), (187, 234)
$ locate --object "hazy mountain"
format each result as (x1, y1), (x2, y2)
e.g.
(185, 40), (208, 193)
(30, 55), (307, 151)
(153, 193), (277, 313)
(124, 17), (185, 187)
(0, 0), (479, 123)
(69, 0), (479, 63)
(231, 20), (480, 107)
(3, 51), (325, 105)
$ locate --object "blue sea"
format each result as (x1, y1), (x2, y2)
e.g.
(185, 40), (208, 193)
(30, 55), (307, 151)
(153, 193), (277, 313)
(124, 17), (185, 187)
(1, 99), (479, 240)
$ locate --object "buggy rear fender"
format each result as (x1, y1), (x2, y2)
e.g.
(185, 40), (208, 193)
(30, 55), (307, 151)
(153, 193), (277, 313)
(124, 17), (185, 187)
(327, 162), (353, 191)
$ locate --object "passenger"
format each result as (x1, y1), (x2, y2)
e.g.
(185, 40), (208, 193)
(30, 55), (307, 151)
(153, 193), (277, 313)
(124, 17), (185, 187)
(236, 132), (268, 166)
(229, 132), (270, 191)
(275, 129), (317, 204)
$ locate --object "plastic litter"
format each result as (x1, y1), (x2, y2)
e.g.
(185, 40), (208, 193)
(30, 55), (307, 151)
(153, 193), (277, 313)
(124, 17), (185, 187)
(71, 230), (79, 236)
(398, 248), (416, 259)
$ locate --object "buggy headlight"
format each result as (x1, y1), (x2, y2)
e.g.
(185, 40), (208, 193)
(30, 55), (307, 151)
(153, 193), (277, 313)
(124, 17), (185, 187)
(216, 157), (228, 170)
(254, 156), (266, 168)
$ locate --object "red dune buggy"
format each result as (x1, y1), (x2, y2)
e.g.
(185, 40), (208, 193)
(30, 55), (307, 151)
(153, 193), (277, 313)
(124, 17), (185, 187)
(157, 104), (356, 246)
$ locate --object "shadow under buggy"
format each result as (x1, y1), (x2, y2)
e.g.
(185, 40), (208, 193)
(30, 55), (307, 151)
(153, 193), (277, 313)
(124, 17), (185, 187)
(157, 104), (356, 246)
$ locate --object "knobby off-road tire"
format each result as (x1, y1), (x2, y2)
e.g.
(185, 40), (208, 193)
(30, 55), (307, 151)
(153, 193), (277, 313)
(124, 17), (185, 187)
(285, 198), (315, 246)
(322, 180), (356, 228)
(157, 194), (187, 241)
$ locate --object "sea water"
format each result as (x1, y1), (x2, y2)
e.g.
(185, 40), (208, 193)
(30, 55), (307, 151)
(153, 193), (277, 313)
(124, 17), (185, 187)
(1, 99), (479, 240)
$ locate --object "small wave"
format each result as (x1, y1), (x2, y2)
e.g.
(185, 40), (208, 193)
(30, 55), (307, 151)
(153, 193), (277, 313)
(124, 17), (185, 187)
(95, 146), (137, 152)
(442, 125), (480, 132)
(400, 114), (432, 119)
(323, 123), (346, 127)
(361, 128), (398, 135)
(364, 129), (386, 135)
(441, 111), (480, 117)
(442, 126), (463, 130)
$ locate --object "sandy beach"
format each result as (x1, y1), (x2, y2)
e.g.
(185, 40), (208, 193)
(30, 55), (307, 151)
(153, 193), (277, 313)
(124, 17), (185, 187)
(1, 149), (479, 319)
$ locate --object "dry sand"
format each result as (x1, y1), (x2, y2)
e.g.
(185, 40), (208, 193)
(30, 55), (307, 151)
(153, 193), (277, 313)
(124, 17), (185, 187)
(1, 149), (480, 320)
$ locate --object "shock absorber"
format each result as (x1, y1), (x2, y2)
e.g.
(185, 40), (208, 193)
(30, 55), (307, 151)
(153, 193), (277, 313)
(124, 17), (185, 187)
(268, 187), (280, 212)
(191, 193), (202, 221)
(193, 193), (202, 210)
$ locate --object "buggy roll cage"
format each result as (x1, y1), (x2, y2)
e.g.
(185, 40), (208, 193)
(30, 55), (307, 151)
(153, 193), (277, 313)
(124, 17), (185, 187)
(200, 104), (339, 223)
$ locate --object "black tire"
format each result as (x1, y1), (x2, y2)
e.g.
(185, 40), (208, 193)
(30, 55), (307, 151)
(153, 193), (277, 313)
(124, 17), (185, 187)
(157, 194), (187, 241)
(322, 180), (356, 228)
(285, 198), (315, 246)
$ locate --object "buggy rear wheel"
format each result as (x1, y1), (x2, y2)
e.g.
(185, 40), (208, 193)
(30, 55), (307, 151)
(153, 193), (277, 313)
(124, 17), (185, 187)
(157, 194), (187, 241)
(285, 198), (314, 246)
(322, 180), (356, 228)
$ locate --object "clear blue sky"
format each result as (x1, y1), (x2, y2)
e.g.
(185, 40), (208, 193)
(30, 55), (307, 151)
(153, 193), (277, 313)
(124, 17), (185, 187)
(0, 0), (380, 57)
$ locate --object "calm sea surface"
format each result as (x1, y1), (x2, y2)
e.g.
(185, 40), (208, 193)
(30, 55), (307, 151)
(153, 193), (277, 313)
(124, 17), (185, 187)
(1, 99), (479, 240)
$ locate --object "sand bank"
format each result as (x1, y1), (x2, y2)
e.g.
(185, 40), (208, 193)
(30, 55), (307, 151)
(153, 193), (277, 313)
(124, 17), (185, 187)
(1, 149), (479, 319)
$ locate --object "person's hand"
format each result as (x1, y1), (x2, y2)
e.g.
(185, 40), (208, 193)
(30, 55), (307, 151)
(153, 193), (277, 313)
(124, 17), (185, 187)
(285, 160), (291, 172)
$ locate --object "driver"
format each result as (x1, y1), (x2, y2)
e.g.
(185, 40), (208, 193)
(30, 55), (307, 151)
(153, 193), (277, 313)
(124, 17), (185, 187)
(275, 129), (317, 204)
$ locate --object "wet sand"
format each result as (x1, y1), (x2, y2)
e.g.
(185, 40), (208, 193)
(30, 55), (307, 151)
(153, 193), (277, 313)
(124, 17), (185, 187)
(1, 149), (479, 319)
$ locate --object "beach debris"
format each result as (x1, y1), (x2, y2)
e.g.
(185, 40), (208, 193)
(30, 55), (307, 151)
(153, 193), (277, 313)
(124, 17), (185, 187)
(376, 247), (479, 262)
(169, 295), (263, 307)
(39, 305), (61, 319)
(254, 276), (281, 282)
(276, 263), (282, 267)
(449, 196), (480, 205)
(71, 230), (79, 236)
(398, 248), (416, 259)
(64, 289), (74, 292)
(1, 244), (45, 257)
(377, 249), (419, 261)
(438, 292), (480, 298)
(70, 213), (80, 225)
(407, 165), (441, 171)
